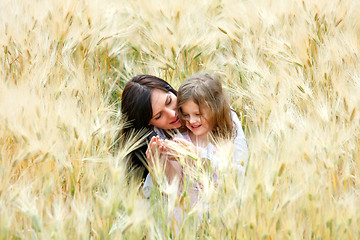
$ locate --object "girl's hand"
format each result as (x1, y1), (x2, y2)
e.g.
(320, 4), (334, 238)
(173, 137), (196, 152)
(163, 138), (199, 167)
(164, 138), (197, 157)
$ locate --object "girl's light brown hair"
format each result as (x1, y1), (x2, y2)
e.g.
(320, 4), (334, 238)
(177, 73), (236, 140)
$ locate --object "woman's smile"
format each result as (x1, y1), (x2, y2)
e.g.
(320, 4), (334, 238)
(170, 116), (180, 125)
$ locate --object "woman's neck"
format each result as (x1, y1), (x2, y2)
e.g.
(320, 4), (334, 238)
(188, 131), (208, 148)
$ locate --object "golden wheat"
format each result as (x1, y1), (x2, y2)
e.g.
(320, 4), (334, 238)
(1, 0), (360, 238)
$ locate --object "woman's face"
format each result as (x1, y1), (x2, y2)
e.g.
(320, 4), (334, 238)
(148, 89), (181, 129)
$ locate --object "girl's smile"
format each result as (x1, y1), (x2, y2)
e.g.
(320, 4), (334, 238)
(189, 123), (201, 129)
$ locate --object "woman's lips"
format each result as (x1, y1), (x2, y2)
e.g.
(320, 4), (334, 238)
(170, 116), (180, 125)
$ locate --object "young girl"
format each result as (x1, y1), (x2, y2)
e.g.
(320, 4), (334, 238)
(167, 73), (247, 228)
(173, 73), (246, 172)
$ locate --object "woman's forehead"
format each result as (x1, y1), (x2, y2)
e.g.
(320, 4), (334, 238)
(151, 88), (168, 102)
(150, 88), (175, 115)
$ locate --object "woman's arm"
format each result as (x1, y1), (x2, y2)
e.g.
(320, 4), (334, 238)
(143, 136), (183, 198)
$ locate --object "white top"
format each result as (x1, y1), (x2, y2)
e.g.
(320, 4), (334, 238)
(143, 109), (248, 198)
(230, 109), (248, 176)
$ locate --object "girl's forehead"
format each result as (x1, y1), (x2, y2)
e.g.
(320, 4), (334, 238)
(182, 99), (211, 112)
(181, 100), (198, 111)
(182, 99), (198, 107)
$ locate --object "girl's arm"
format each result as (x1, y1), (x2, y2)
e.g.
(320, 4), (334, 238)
(230, 109), (248, 176)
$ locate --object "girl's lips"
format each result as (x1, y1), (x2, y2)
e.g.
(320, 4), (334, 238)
(191, 124), (201, 129)
(170, 116), (180, 125)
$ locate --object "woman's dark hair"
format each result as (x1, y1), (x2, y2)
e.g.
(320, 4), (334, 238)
(118, 75), (177, 179)
(121, 75), (177, 131)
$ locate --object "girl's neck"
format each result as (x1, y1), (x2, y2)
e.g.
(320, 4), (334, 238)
(188, 131), (208, 148)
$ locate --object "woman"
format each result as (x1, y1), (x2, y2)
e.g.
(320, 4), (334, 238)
(119, 75), (182, 181)
(119, 74), (248, 184)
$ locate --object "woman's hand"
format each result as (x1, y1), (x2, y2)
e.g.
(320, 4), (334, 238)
(146, 136), (166, 169)
(146, 136), (182, 184)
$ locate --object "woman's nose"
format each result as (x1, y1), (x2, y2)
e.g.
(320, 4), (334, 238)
(166, 108), (176, 117)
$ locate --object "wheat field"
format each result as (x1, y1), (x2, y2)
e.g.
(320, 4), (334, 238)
(1, 0), (360, 239)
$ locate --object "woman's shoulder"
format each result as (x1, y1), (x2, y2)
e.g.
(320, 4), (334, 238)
(153, 126), (167, 139)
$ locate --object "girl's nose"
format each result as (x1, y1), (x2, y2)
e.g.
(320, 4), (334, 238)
(189, 115), (199, 123)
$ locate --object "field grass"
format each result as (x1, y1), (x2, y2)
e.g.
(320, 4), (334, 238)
(1, 0), (360, 239)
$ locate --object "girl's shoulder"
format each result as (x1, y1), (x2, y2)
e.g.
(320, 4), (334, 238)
(174, 131), (192, 142)
(154, 127), (186, 140)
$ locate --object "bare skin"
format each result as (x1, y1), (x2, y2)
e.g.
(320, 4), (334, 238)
(146, 136), (184, 184)
(145, 90), (206, 183)
(148, 89), (181, 129)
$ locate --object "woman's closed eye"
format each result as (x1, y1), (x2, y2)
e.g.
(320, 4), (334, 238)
(153, 94), (172, 120)
(166, 95), (172, 105)
(154, 114), (161, 120)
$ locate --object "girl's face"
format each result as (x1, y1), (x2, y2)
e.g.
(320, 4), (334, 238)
(180, 100), (212, 139)
(149, 88), (181, 129)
